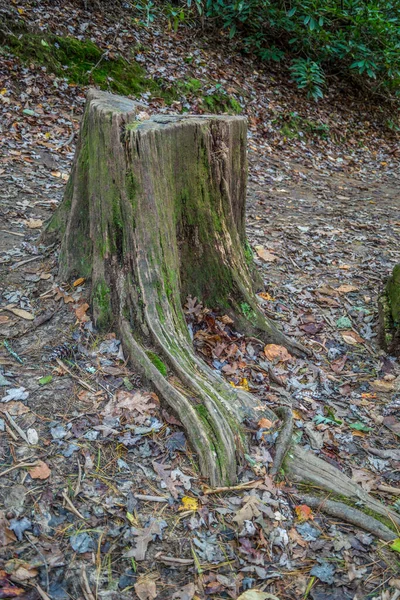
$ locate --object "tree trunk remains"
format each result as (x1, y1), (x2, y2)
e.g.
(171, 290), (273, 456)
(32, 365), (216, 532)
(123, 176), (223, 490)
(45, 90), (400, 538)
(379, 264), (400, 355)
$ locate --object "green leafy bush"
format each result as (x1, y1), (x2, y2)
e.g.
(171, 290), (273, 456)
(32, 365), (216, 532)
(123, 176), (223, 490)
(192, 0), (400, 100)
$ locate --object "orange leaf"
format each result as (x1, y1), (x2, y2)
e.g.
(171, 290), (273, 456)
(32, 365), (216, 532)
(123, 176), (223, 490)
(73, 277), (85, 287)
(295, 504), (313, 522)
(255, 246), (278, 262)
(75, 303), (89, 321)
(28, 460), (51, 480)
(257, 417), (274, 429)
(264, 344), (292, 362)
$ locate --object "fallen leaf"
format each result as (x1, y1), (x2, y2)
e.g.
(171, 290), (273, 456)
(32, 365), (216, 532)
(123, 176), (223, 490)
(5, 559), (38, 581)
(172, 583), (196, 600)
(134, 577), (157, 600)
(255, 246), (278, 262)
(341, 331), (363, 345)
(25, 218), (43, 229)
(5, 307), (34, 321)
(258, 417), (274, 429)
(28, 460), (51, 480)
(178, 496), (198, 511)
(336, 284), (358, 294)
(351, 468), (376, 492)
(264, 344), (292, 362)
(73, 277), (85, 287)
(75, 303), (89, 321)
(0, 315), (10, 324)
(372, 379), (396, 392)
(0, 401), (30, 416)
(237, 591), (281, 600)
(295, 504), (313, 522)
(0, 512), (17, 546)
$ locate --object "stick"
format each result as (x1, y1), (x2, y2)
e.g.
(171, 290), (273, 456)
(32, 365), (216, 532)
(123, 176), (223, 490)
(10, 255), (43, 270)
(157, 555), (194, 565)
(62, 490), (86, 520)
(203, 479), (263, 495)
(74, 458), (82, 497)
(4, 412), (29, 443)
(0, 461), (38, 477)
(1, 230), (24, 237)
(377, 484), (400, 496)
(80, 567), (96, 600)
(133, 494), (169, 502)
(56, 358), (96, 392)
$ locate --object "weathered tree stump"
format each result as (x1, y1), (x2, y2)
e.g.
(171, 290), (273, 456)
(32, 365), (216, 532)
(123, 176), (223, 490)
(45, 90), (399, 538)
(379, 264), (400, 355)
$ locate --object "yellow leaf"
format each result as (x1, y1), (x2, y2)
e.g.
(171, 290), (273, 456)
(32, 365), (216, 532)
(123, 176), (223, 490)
(258, 292), (273, 301)
(73, 277), (86, 287)
(239, 377), (249, 391)
(26, 218), (43, 229)
(178, 496), (198, 511)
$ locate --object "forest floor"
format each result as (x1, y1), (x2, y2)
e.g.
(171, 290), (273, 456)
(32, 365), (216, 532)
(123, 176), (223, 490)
(1, 2), (400, 600)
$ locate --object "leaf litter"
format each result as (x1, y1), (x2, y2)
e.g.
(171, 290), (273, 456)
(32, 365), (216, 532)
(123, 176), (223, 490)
(0, 1), (400, 599)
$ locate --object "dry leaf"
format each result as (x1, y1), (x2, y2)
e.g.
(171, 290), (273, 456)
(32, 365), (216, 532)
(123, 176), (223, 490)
(264, 344), (292, 362)
(134, 577), (157, 600)
(178, 496), (198, 511)
(295, 504), (313, 522)
(288, 527), (308, 548)
(351, 468), (377, 492)
(0, 401), (30, 416)
(0, 512), (17, 546)
(341, 331), (363, 345)
(40, 273), (52, 280)
(5, 307), (34, 321)
(255, 245), (278, 262)
(5, 559), (38, 581)
(29, 460), (51, 480)
(372, 379), (396, 392)
(258, 417), (274, 429)
(25, 218), (43, 229)
(336, 284), (358, 294)
(0, 315), (10, 324)
(75, 303), (89, 321)
(316, 285), (338, 296)
(73, 277), (85, 287)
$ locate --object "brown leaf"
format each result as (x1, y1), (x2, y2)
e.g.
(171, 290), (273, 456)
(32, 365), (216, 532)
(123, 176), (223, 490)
(134, 577), (157, 600)
(5, 559), (38, 582)
(255, 246), (278, 262)
(172, 583), (196, 600)
(0, 512), (17, 547)
(257, 418), (274, 429)
(0, 315), (10, 324)
(336, 284), (358, 294)
(5, 307), (34, 321)
(351, 468), (377, 492)
(372, 379), (396, 392)
(0, 401), (30, 416)
(341, 331), (363, 345)
(25, 218), (43, 229)
(330, 355), (348, 373)
(264, 344), (292, 362)
(75, 303), (89, 321)
(28, 460), (51, 480)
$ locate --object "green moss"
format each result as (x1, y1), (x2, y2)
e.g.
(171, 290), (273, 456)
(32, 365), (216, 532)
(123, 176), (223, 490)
(240, 301), (257, 323)
(386, 264), (400, 325)
(2, 31), (166, 98)
(203, 92), (242, 114)
(243, 240), (254, 266)
(273, 111), (330, 140)
(93, 280), (111, 328)
(146, 351), (168, 376)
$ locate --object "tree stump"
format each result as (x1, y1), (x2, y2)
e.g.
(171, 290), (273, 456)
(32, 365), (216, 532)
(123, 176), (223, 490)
(45, 90), (400, 538)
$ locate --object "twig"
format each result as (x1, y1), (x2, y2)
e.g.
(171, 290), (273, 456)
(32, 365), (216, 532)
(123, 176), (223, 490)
(5, 423), (18, 441)
(270, 405), (293, 477)
(4, 411), (29, 443)
(298, 494), (397, 542)
(377, 484), (400, 496)
(10, 255), (43, 270)
(56, 358), (96, 392)
(0, 461), (38, 477)
(74, 458), (82, 497)
(62, 490), (87, 520)
(35, 585), (52, 600)
(80, 566), (96, 600)
(134, 494), (169, 502)
(157, 554), (194, 565)
(1, 229), (24, 237)
(203, 479), (263, 495)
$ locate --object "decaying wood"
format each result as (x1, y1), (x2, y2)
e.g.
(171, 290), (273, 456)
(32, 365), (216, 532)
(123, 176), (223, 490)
(44, 90), (399, 539)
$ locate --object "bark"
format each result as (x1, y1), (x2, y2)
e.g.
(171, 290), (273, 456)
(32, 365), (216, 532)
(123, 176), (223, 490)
(44, 90), (399, 538)
(378, 264), (400, 355)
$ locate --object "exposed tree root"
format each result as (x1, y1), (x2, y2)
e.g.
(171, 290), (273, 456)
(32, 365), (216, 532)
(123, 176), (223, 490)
(297, 494), (398, 542)
(270, 406), (293, 477)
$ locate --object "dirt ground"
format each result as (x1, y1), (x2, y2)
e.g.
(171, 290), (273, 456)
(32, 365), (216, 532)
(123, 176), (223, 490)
(1, 3), (400, 599)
